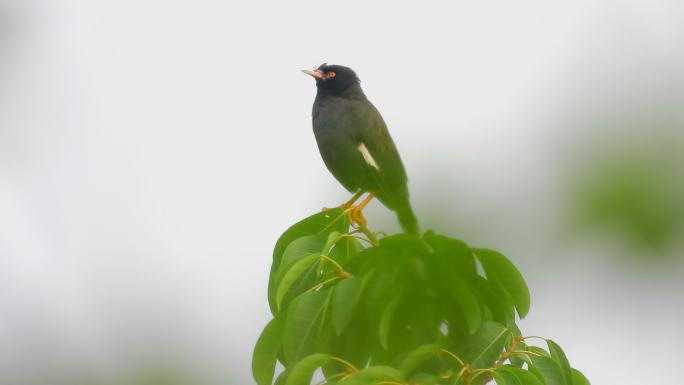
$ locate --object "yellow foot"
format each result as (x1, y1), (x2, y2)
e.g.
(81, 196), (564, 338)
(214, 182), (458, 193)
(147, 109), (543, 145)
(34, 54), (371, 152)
(346, 205), (368, 229)
(341, 191), (364, 211)
(343, 192), (375, 229)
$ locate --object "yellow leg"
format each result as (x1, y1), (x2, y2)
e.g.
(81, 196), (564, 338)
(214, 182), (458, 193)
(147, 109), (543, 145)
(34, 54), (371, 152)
(347, 193), (375, 229)
(341, 191), (364, 210)
(323, 191), (364, 212)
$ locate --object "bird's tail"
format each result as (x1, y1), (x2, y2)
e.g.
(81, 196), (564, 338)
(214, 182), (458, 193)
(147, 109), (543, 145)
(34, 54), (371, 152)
(395, 199), (419, 236)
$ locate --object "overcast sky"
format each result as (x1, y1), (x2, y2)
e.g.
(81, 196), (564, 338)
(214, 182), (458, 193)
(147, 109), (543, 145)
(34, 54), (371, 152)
(1, 1), (682, 384)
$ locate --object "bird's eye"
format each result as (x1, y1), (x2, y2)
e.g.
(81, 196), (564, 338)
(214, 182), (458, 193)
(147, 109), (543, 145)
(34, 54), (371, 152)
(328, 71), (336, 78)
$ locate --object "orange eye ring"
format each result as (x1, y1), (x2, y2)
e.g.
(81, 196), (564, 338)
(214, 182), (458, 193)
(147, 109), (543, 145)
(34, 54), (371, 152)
(328, 71), (336, 78)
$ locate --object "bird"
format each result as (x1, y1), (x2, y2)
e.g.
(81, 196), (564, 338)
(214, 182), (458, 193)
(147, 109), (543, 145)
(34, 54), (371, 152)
(302, 63), (418, 235)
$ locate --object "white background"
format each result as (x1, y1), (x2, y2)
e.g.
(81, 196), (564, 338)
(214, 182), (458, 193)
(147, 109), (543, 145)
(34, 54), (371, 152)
(1, 0), (683, 384)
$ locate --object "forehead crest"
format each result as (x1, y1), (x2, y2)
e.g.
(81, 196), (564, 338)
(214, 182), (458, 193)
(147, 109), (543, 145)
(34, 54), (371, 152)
(316, 63), (358, 78)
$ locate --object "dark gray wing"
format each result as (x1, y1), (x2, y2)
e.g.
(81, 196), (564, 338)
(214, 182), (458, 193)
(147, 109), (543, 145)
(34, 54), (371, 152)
(348, 100), (409, 210)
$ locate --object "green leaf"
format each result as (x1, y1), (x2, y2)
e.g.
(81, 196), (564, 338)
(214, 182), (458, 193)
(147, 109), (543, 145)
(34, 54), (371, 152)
(496, 367), (544, 385)
(283, 289), (331, 364)
(252, 317), (285, 385)
(329, 235), (364, 267)
(378, 294), (403, 350)
(274, 370), (289, 385)
(276, 253), (321, 310)
(315, 289), (335, 350)
(337, 366), (405, 385)
(474, 276), (516, 329)
(273, 209), (348, 264)
(331, 276), (363, 335)
(473, 248), (531, 318)
(449, 279), (482, 335)
(278, 234), (328, 275)
(546, 340), (572, 385)
(529, 355), (567, 385)
(491, 371), (507, 385)
(277, 266), (320, 315)
(322, 231), (342, 254)
(284, 353), (332, 385)
(361, 266), (401, 325)
(508, 354), (525, 368)
(323, 308), (373, 371)
(515, 353), (545, 384)
(466, 321), (509, 369)
(270, 233), (329, 315)
(492, 368), (522, 385)
(423, 231), (477, 280)
(508, 341), (528, 367)
(378, 233), (431, 255)
(529, 346), (550, 357)
(571, 368), (591, 385)
(269, 210), (348, 314)
(413, 375), (444, 385)
(398, 344), (444, 376)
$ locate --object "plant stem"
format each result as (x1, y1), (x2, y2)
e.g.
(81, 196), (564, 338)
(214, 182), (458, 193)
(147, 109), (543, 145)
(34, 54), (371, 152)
(440, 349), (466, 367)
(319, 254), (349, 277)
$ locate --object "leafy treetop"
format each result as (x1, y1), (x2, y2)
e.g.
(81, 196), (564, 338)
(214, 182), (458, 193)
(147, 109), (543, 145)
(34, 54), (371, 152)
(253, 209), (590, 385)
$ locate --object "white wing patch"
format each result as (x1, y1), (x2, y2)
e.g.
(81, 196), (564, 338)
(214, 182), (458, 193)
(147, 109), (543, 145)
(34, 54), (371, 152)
(357, 143), (380, 170)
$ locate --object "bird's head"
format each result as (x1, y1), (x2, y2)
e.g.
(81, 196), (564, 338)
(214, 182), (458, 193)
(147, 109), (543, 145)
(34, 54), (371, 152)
(302, 63), (361, 97)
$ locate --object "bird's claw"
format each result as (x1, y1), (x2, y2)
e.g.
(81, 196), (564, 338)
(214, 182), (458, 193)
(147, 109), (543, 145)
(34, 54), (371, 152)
(346, 206), (368, 229)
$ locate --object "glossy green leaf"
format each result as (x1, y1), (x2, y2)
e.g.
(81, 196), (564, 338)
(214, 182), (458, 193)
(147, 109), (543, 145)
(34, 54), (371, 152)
(277, 235), (328, 276)
(322, 231), (342, 254)
(530, 355), (567, 385)
(252, 317), (285, 385)
(491, 371), (507, 385)
(529, 346), (550, 357)
(449, 279), (482, 335)
(269, 210), (348, 315)
(274, 370), (288, 385)
(276, 253), (321, 310)
(273, 209), (348, 264)
(423, 231), (477, 280)
(571, 368), (591, 385)
(361, 266), (401, 325)
(270, 233), (330, 314)
(515, 353), (545, 384)
(315, 289), (335, 349)
(378, 233), (431, 255)
(496, 367), (544, 385)
(398, 344), (444, 376)
(284, 353), (332, 385)
(331, 276), (363, 335)
(474, 276), (515, 328)
(473, 248), (531, 318)
(378, 294), (403, 350)
(466, 321), (509, 369)
(260, 219), (589, 385)
(492, 368), (522, 385)
(337, 366), (405, 385)
(414, 374), (444, 385)
(283, 289), (331, 364)
(323, 307), (373, 371)
(547, 340), (572, 384)
(508, 341), (528, 367)
(329, 235), (364, 266)
(276, 266), (319, 315)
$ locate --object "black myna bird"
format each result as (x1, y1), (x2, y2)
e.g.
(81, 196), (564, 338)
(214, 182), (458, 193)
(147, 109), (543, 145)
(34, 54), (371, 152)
(302, 63), (418, 235)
